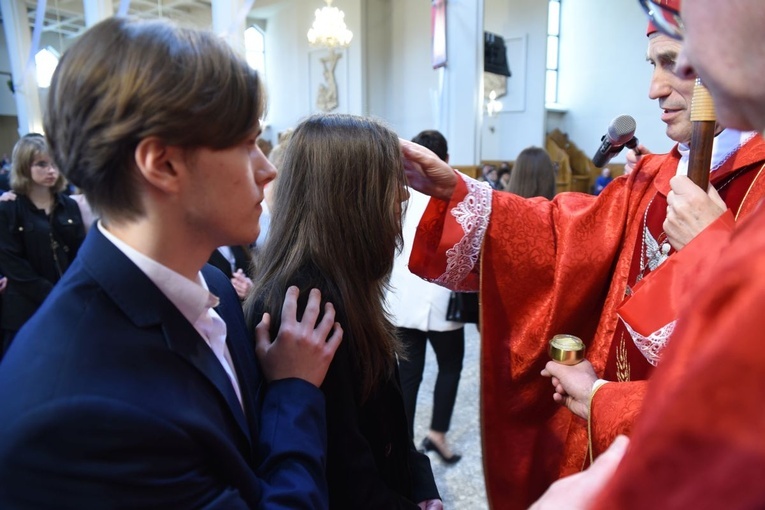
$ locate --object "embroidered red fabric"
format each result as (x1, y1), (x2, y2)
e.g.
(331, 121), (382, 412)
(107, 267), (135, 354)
(409, 136), (765, 508)
(411, 164), (661, 507)
(592, 202), (765, 509)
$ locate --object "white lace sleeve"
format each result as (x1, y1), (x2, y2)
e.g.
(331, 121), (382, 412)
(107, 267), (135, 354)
(432, 173), (493, 291)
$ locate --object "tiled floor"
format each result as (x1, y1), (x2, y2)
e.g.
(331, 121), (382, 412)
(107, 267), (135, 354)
(413, 324), (489, 509)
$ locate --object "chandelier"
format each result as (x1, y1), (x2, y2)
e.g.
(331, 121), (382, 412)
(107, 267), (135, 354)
(307, 0), (353, 49)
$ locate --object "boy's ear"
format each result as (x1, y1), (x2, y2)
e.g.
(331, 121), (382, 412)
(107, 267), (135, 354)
(134, 137), (186, 194)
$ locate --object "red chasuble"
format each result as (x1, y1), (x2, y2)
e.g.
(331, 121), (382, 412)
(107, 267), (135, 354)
(409, 136), (765, 509)
(592, 201), (765, 510)
(591, 136), (765, 457)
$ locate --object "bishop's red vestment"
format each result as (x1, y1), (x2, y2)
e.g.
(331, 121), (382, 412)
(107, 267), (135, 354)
(592, 189), (765, 509)
(409, 134), (765, 508)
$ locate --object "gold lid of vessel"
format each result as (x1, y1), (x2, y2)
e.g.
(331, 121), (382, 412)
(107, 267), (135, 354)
(548, 334), (585, 365)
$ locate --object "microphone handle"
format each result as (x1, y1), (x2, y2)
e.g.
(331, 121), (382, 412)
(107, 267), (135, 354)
(592, 140), (617, 168)
(593, 135), (638, 168)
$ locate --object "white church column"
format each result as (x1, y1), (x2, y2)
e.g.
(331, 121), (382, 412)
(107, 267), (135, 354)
(442, 0), (483, 165)
(0, 0), (43, 135)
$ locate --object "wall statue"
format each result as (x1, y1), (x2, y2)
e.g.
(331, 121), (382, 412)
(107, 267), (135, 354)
(316, 50), (341, 112)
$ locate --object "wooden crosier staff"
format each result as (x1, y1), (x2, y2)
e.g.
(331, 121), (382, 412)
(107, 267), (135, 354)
(687, 78), (716, 189)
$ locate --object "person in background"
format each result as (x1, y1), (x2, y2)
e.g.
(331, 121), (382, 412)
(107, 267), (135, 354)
(0, 17), (342, 508)
(498, 162), (512, 191)
(268, 129), (294, 171)
(256, 137), (272, 160)
(506, 146), (557, 200)
(208, 244), (254, 300)
(246, 114), (441, 509)
(1, 175), (96, 234)
(0, 155), (10, 192)
(593, 167), (613, 195)
(0, 133), (85, 354)
(480, 163), (501, 190)
(399, 0), (765, 503)
(255, 128), (293, 251)
(69, 192), (95, 231)
(386, 129), (465, 465)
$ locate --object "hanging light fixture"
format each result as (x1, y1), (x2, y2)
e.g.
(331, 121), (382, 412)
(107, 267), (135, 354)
(307, 0), (353, 49)
(486, 90), (503, 117)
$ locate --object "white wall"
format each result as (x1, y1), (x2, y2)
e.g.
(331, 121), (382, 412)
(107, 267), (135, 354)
(554, 0), (674, 160)
(369, 0), (481, 165)
(480, 0), (675, 163)
(323, 0), (480, 165)
(481, 0), (548, 162)
(364, 0), (436, 139)
(364, 0), (392, 121)
(440, 0), (482, 165)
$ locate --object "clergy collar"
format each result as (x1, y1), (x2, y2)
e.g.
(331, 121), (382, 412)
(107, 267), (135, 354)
(676, 129), (758, 177)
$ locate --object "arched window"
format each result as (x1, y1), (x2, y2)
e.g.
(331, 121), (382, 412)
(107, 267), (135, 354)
(35, 47), (59, 88)
(546, 0), (561, 105)
(244, 25), (265, 77)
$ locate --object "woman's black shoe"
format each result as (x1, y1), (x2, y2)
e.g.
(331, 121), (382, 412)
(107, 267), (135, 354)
(421, 437), (462, 464)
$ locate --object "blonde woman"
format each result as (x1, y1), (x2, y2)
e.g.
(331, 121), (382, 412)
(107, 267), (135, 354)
(0, 134), (84, 352)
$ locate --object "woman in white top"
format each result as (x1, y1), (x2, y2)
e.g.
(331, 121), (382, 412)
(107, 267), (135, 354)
(385, 130), (466, 464)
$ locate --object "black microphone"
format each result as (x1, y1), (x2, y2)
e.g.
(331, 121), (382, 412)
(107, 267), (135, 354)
(592, 115), (639, 168)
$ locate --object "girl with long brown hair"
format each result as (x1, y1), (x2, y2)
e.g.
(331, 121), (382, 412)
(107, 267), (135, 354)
(245, 114), (441, 509)
(506, 146), (557, 200)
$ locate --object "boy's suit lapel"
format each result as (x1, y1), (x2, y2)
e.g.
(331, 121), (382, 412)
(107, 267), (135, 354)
(80, 228), (253, 450)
